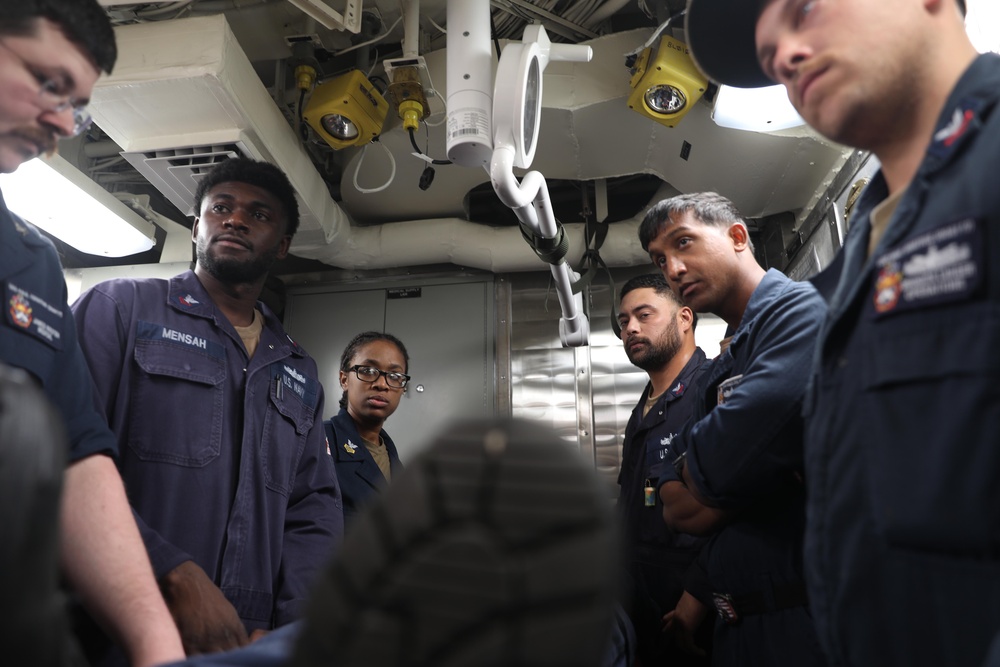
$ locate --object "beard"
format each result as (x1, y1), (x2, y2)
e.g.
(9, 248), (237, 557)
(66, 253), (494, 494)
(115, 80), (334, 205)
(0, 126), (58, 173)
(8, 125), (58, 156)
(196, 236), (281, 285)
(625, 318), (682, 372)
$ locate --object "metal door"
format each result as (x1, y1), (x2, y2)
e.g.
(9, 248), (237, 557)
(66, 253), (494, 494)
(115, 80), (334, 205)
(284, 278), (495, 462)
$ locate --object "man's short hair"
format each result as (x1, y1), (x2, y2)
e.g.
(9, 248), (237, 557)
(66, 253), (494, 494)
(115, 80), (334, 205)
(683, 0), (966, 88)
(193, 158), (302, 238)
(639, 191), (748, 252)
(0, 0), (117, 74)
(621, 272), (677, 304)
(619, 273), (697, 329)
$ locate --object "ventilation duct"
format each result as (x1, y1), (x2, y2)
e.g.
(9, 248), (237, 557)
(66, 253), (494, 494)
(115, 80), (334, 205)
(89, 14), (348, 252)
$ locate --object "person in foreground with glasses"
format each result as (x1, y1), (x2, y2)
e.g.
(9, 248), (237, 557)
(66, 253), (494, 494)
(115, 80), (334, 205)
(72, 157), (342, 660)
(324, 332), (410, 530)
(0, 2), (186, 665)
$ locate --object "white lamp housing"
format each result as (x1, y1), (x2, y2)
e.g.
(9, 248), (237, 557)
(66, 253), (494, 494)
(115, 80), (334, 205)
(445, 0), (494, 167)
(493, 24), (592, 169)
(712, 84), (805, 132)
(0, 154), (156, 257)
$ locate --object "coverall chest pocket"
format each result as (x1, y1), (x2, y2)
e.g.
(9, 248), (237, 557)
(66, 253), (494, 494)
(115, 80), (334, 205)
(129, 340), (226, 467)
(644, 432), (674, 474)
(862, 302), (1000, 554)
(261, 364), (317, 496)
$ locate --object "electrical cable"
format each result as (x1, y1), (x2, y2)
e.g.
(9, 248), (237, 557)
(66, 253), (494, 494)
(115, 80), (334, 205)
(334, 16), (403, 57)
(427, 15), (446, 35)
(297, 88), (309, 143)
(422, 65), (447, 127)
(625, 10), (686, 58)
(407, 127), (451, 164)
(368, 75), (388, 94)
(352, 140), (397, 194)
(136, 0), (195, 19)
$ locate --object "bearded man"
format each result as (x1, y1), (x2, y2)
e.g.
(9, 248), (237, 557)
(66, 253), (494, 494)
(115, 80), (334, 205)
(616, 272), (711, 666)
(72, 157), (342, 657)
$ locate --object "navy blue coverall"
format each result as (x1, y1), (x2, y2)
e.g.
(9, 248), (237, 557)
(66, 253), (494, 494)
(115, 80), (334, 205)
(0, 192), (115, 463)
(72, 270), (343, 633)
(324, 407), (402, 528)
(804, 53), (1000, 667)
(618, 347), (710, 665)
(659, 269), (827, 667)
(0, 191), (118, 664)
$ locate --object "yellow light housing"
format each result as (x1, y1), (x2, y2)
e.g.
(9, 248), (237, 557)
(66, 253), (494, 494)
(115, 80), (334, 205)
(303, 69), (388, 149)
(627, 36), (708, 128)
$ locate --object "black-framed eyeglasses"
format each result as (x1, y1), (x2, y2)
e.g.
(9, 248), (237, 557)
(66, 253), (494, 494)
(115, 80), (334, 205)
(0, 40), (92, 137)
(348, 365), (410, 388)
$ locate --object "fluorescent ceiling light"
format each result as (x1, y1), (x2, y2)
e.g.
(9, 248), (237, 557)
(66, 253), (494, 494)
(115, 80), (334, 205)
(967, 0), (999, 54)
(0, 154), (156, 257)
(712, 84), (805, 132)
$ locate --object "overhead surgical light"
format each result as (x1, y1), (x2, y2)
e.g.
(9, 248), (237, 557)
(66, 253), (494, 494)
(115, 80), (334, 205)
(711, 84), (805, 132)
(302, 69), (388, 149)
(492, 24), (549, 168)
(491, 24), (595, 347)
(627, 35), (708, 128)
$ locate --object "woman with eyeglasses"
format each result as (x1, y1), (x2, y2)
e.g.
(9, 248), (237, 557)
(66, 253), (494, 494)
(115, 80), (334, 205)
(324, 331), (410, 529)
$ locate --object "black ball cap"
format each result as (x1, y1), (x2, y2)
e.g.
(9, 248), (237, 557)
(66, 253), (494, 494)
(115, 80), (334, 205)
(685, 0), (774, 88)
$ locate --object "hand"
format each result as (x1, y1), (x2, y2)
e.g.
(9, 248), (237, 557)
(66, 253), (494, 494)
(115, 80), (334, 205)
(159, 560), (249, 655)
(659, 481), (728, 535)
(662, 591), (708, 657)
(249, 629), (270, 643)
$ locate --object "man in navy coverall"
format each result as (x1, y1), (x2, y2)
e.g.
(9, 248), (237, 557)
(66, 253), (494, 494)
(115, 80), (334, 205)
(73, 157), (343, 656)
(0, 2), (185, 664)
(642, 192), (827, 666)
(682, 0), (1000, 665)
(616, 272), (711, 665)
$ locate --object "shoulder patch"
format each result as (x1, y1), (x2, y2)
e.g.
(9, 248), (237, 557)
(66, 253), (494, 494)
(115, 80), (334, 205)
(177, 293), (200, 308)
(5, 281), (63, 350)
(871, 217), (983, 318)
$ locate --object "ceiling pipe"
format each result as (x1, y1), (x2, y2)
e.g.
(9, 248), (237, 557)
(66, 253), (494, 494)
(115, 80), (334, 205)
(402, 0), (420, 59)
(584, 0), (632, 28)
(290, 206), (660, 273)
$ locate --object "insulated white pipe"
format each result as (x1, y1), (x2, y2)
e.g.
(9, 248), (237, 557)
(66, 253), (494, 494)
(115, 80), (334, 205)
(291, 213), (655, 273)
(584, 0), (631, 28)
(402, 0), (420, 59)
(445, 0), (493, 167)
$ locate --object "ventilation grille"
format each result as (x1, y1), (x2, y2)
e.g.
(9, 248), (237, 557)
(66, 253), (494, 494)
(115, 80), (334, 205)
(122, 141), (247, 217)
